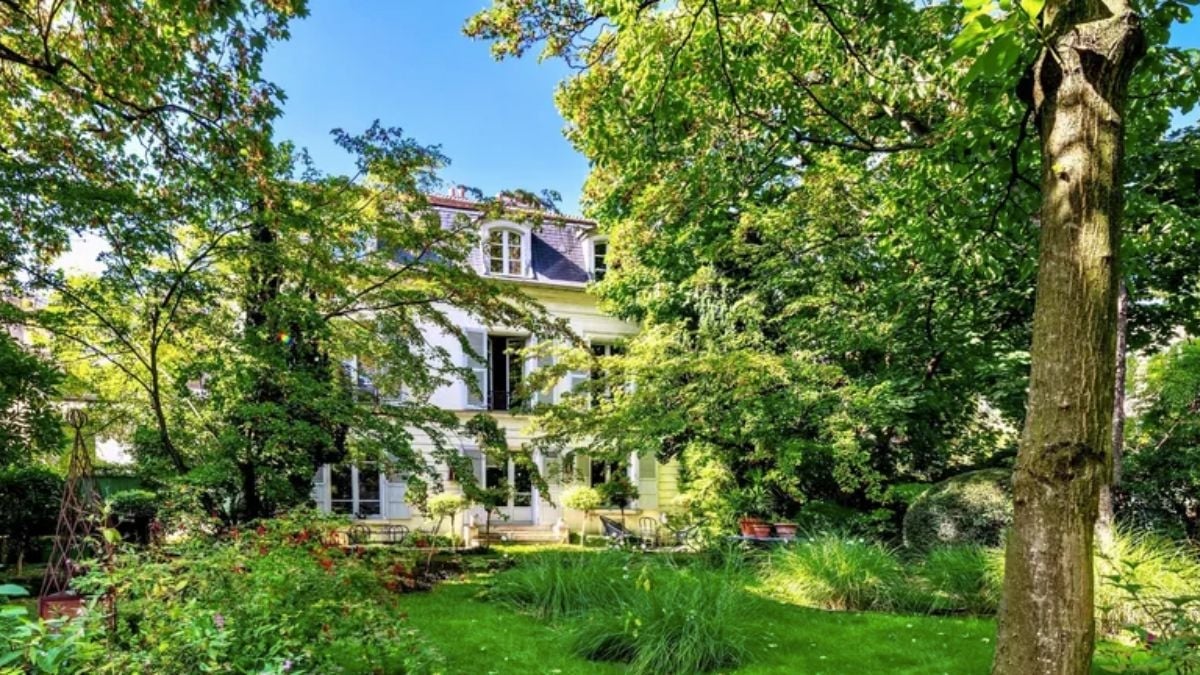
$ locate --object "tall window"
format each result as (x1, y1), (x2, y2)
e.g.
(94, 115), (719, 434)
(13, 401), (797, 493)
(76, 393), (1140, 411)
(488, 229), (526, 276)
(590, 342), (624, 403)
(328, 462), (382, 518)
(592, 239), (608, 281)
(489, 335), (527, 411)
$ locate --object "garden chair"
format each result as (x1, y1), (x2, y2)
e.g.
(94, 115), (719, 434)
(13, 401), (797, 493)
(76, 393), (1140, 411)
(382, 524), (409, 546)
(599, 515), (642, 548)
(665, 519), (707, 551)
(347, 524), (373, 546)
(638, 517), (661, 548)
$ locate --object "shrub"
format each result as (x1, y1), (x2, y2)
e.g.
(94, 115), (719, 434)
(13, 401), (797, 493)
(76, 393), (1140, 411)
(562, 485), (602, 512)
(763, 533), (905, 611)
(489, 552), (749, 673)
(46, 510), (446, 673)
(571, 564), (749, 675)
(1099, 553), (1200, 674)
(0, 466), (63, 570)
(107, 489), (159, 519)
(902, 468), (1012, 552)
(905, 546), (1004, 615)
(562, 485), (603, 544)
(486, 551), (628, 621)
(595, 474), (638, 512)
(1095, 531), (1200, 637)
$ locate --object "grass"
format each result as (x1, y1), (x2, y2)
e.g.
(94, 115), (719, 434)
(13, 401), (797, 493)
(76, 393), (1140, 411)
(761, 534), (905, 611)
(398, 547), (1149, 675)
(401, 569), (996, 675)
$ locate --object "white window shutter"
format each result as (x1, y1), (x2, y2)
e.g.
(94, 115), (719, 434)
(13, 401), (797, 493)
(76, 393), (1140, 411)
(567, 371), (589, 395)
(534, 348), (556, 405)
(523, 232), (533, 277)
(464, 329), (488, 409)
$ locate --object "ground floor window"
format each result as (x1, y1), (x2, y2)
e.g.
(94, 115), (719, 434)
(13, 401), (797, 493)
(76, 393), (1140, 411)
(329, 462), (382, 518)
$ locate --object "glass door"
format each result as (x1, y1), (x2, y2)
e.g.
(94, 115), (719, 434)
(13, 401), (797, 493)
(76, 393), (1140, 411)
(484, 458), (535, 523)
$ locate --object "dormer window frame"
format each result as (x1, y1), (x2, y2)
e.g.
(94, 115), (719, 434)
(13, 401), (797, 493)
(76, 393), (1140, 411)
(482, 222), (533, 278)
(588, 236), (609, 282)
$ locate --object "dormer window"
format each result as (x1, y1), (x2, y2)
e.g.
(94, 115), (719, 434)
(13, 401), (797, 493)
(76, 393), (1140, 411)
(487, 227), (528, 276)
(592, 238), (608, 281)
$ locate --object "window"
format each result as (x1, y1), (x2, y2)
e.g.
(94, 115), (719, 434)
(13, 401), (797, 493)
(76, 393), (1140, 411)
(590, 459), (622, 488)
(590, 342), (625, 403)
(461, 330), (528, 411)
(328, 462), (383, 518)
(489, 335), (528, 411)
(487, 228), (526, 276)
(592, 239), (608, 281)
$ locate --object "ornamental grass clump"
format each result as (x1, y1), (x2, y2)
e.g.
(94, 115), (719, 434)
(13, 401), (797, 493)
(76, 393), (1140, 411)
(763, 533), (905, 611)
(570, 563), (750, 675)
(1095, 530), (1200, 636)
(489, 552), (749, 673)
(486, 550), (629, 621)
(905, 545), (1004, 615)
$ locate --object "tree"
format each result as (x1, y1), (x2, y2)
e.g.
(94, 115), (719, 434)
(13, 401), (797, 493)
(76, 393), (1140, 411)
(2, 0), (308, 473)
(45, 121), (565, 521)
(562, 485), (602, 545)
(466, 1), (1198, 671)
(0, 320), (62, 465)
(1122, 338), (1200, 539)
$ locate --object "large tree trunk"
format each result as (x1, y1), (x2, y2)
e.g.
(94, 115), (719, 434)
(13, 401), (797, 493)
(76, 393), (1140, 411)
(1096, 280), (1128, 555)
(992, 3), (1144, 674)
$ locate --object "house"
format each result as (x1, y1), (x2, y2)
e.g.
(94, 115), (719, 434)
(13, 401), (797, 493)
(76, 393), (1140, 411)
(310, 191), (681, 539)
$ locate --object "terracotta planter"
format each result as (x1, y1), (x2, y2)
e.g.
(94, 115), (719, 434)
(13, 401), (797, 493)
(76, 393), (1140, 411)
(750, 522), (773, 539)
(739, 517), (765, 537)
(774, 523), (798, 541)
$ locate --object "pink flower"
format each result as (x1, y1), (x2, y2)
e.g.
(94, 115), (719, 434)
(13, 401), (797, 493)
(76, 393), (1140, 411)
(213, 613), (225, 629)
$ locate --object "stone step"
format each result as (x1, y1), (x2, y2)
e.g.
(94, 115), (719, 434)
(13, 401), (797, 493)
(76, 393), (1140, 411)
(481, 527), (564, 543)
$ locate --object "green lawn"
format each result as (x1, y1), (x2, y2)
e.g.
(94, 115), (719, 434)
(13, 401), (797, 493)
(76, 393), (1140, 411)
(401, 573), (1000, 674)
(399, 551), (1145, 675)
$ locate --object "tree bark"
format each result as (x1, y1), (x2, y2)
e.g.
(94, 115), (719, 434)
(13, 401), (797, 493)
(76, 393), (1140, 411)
(993, 3), (1144, 674)
(1096, 280), (1128, 555)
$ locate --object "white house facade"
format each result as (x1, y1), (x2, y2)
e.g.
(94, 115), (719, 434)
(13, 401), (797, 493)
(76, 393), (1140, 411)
(310, 193), (680, 537)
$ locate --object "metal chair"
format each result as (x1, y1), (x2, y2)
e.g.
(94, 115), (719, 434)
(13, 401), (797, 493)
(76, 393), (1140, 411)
(665, 519), (707, 551)
(638, 517), (661, 548)
(383, 524), (409, 546)
(347, 524), (373, 546)
(598, 515), (641, 548)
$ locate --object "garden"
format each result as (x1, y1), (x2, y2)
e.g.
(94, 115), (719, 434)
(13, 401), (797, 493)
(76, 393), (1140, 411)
(2, 494), (1198, 674)
(4, 1), (1200, 674)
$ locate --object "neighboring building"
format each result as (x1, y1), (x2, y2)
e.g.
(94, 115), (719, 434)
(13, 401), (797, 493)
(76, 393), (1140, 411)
(310, 192), (680, 537)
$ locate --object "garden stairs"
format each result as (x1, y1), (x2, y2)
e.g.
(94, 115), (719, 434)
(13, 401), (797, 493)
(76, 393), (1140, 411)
(480, 524), (563, 545)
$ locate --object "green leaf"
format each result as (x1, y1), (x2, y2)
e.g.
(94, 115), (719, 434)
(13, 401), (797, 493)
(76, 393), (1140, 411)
(1019, 0), (1046, 19)
(0, 584), (29, 598)
(964, 32), (1023, 84)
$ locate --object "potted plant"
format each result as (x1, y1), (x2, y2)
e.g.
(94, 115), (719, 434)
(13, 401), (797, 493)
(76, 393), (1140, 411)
(596, 474), (639, 527)
(473, 482), (512, 552)
(772, 514), (798, 541)
(562, 485), (602, 546)
(734, 485), (771, 537)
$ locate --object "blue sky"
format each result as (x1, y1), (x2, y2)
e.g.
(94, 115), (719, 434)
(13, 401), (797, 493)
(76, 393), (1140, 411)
(263, 1), (590, 216)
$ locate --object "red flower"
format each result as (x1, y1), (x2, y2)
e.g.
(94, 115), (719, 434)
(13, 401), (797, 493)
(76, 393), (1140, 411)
(319, 558), (334, 572)
(256, 525), (267, 537)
